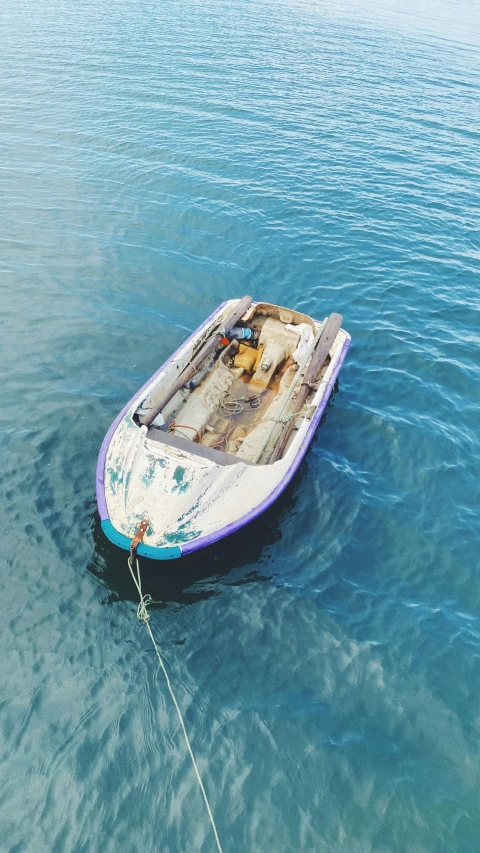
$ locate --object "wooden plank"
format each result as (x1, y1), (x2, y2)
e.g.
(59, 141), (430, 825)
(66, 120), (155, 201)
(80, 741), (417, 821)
(268, 313), (343, 463)
(146, 427), (253, 466)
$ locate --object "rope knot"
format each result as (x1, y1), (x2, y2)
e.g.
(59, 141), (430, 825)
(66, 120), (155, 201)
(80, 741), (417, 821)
(137, 593), (152, 623)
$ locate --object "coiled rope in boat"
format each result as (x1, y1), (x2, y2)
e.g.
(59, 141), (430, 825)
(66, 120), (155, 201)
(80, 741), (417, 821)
(127, 521), (224, 853)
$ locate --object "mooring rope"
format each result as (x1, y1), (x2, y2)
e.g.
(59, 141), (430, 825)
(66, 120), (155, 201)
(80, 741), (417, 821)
(127, 551), (224, 853)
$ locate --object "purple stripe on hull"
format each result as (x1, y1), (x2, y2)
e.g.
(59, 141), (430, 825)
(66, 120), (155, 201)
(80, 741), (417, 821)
(181, 334), (351, 554)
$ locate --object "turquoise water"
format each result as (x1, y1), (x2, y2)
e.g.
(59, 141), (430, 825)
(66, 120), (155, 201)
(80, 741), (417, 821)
(1, 0), (480, 850)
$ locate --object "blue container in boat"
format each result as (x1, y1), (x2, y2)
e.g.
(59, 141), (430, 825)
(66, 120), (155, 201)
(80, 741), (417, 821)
(228, 326), (254, 341)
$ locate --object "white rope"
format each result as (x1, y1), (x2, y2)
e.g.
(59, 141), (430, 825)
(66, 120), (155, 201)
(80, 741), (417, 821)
(127, 552), (224, 853)
(219, 392), (262, 416)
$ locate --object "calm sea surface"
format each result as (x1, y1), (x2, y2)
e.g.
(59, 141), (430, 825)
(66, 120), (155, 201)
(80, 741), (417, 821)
(1, 0), (479, 850)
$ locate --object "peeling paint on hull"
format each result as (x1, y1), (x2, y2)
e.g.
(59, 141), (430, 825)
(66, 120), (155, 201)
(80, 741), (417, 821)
(96, 301), (351, 561)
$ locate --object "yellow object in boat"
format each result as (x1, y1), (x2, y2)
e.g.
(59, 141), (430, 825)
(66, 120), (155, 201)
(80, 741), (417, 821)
(234, 344), (258, 373)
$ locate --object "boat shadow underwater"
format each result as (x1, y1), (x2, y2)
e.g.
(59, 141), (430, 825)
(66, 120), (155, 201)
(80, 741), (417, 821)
(88, 459), (313, 608)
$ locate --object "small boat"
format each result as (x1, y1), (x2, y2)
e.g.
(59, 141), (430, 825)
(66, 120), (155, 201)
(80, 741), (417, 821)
(96, 296), (351, 559)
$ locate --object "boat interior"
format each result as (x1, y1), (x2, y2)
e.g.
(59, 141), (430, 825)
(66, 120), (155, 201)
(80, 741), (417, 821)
(134, 302), (333, 465)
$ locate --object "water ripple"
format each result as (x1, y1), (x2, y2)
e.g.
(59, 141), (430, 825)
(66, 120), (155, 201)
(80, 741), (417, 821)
(1, 0), (479, 851)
